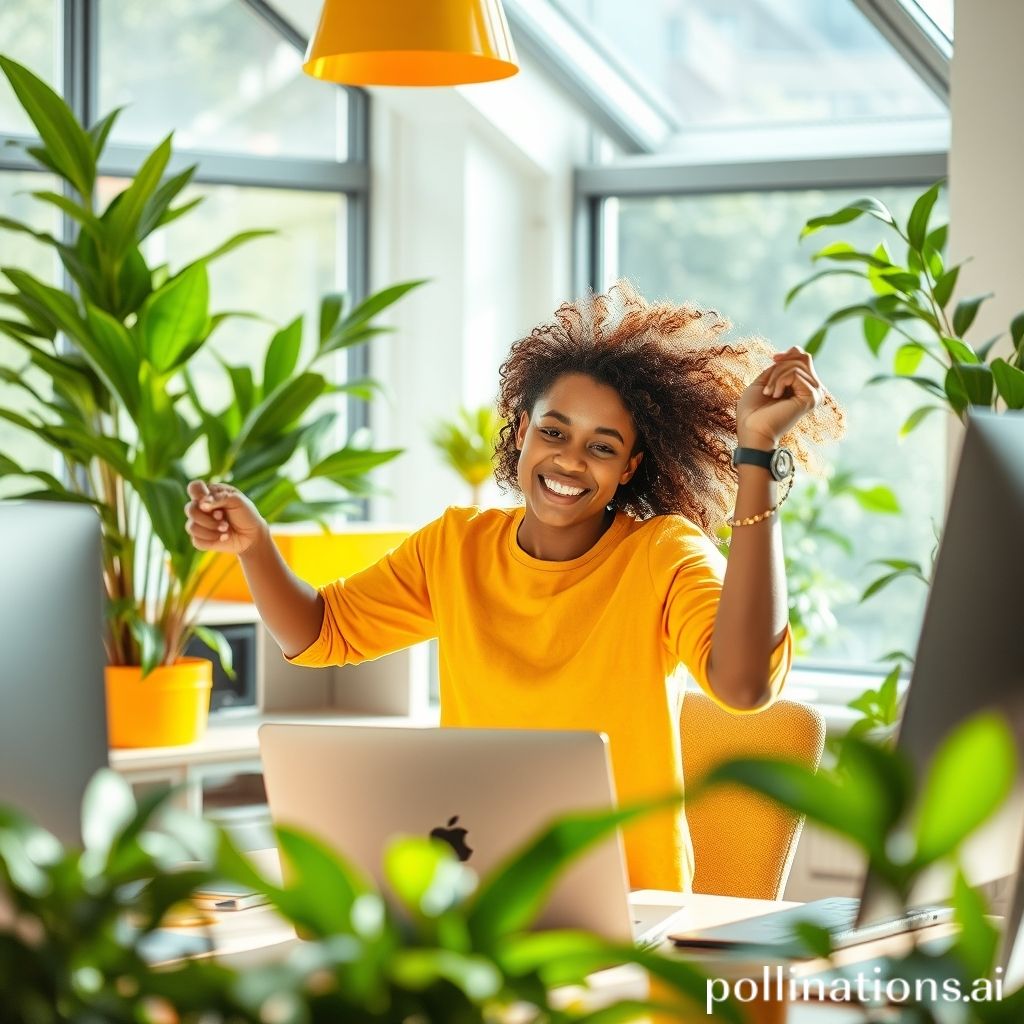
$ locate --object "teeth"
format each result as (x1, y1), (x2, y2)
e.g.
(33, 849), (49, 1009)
(543, 476), (585, 497)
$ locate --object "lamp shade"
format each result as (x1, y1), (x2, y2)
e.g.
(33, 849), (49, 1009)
(303, 0), (519, 86)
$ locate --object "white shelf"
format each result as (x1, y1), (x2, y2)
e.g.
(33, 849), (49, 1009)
(109, 706), (440, 773)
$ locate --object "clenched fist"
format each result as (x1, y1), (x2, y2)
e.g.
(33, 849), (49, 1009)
(184, 481), (268, 557)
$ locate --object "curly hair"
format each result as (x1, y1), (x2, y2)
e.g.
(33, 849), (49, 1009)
(494, 280), (845, 535)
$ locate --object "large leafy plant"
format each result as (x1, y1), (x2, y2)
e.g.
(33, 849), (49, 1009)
(0, 771), (733, 1023)
(705, 711), (1024, 1022)
(0, 56), (423, 674)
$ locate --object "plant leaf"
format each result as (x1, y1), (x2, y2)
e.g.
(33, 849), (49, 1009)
(906, 181), (943, 251)
(0, 56), (95, 198)
(800, 197), (897, 238)
(944, 364), (994, 415)
(190, 625), (236, 681)
(952, 294), (992, 337)
(991, 358), (1024, 409)
(863, 317), (891, 354)
(900, 404), (942, 437)
(950, 869), (999, 980)
(262, 317), (303, 396)
(103, 135), (173, 256)
(912, 712), (1016, 866)
(848, 484), (900, 515)
(894, 342), (927, 376)
(940, 335), (979, 365)
(933, 264), (960, 309)
(138, 263), (210, 373)
(469, 794), (682, 947)
(384, 836), (477, 919)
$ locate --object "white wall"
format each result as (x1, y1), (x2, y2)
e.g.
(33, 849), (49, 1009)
(949, 0), (1024, 355)
(366, 54), (590, 525)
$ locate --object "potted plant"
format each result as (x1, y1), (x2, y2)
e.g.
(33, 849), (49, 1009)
(430, 404), (506, 506)
(0, 771), (730, 1023)
(0, 56), (424, 747)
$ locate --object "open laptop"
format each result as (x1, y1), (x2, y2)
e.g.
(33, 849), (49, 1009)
(258, 723), (688, 945)
(670, 410), (1024, 955)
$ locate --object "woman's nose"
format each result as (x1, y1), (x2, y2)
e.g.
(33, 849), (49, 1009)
(553, 447), (587, 473)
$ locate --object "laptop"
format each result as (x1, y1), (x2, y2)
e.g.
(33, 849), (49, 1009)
(258, 723), (689, 945)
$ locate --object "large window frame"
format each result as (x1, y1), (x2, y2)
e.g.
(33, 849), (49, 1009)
(573, 147), (948, 703)
(0, 0), (371, 436)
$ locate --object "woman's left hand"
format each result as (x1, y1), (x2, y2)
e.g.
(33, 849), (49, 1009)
(736, 346), (826, 448)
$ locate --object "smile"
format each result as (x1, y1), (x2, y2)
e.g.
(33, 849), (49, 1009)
(540, 475), (588, 498)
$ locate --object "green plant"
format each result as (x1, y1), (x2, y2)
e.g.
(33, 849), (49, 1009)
(0, 55), (425, 675)
(789, 179), (1024, 425)
(702, 711), (1024, 1021)
(430, 405), (506, 505)
(790, 179), (1023, 642)
(0, 771), (736, 1024)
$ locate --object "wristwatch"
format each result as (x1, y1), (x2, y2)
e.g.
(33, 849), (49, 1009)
(732, 446), (795, 482)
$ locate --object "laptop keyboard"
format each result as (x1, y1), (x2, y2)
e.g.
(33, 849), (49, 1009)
(670, 897), (952, 952)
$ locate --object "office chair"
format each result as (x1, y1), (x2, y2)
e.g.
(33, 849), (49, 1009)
(681, 690), (826, 901)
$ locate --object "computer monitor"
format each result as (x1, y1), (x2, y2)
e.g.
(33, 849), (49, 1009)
(0, 501), (109, 845)
(858, 411), (1024, 945)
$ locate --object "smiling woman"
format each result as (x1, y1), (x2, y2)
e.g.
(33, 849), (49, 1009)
(186, 280), (844, 895)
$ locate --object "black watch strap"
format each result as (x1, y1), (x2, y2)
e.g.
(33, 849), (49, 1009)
(732, 447), (773, 471)
(733, 446), (795, 482)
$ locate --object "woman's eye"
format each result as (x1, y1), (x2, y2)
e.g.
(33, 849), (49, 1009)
(593, 445), (614, 455)
(540, 428), (562, 439)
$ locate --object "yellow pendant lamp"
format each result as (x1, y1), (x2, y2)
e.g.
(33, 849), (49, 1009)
(303, 0), (519, 87)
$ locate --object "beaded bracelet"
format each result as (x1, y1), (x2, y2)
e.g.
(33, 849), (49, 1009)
(726, 474), (794, 528)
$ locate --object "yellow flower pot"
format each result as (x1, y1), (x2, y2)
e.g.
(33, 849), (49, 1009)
(105, 657), (213, 749)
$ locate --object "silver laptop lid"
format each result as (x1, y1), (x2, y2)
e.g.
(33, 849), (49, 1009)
(258, 724), (633, 941)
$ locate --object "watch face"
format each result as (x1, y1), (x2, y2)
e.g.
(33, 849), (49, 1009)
(770, 448), (795, 481)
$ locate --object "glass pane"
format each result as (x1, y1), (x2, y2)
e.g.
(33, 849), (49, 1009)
(99, 0), (347, 160)
(0, 0), (59, 135)
(605, 187), (947, 667)
(911, 0), (954, 41)
(0, 171), (60, 497)
(555, 0), (946, 131)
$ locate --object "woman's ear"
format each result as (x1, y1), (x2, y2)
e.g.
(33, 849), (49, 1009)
(515, 411), (529, 451)
(620, 450), (643, 485)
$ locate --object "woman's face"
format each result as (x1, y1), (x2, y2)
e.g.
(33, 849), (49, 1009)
(515, 372), (643, 530)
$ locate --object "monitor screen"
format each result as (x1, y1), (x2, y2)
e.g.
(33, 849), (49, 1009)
(0, 501), (109, 845)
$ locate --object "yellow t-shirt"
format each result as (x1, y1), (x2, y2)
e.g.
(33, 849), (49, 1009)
(287, 505), (791, 892)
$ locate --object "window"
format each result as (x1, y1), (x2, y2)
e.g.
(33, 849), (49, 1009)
(554, 0), (946, 134)
(1, 1), (366, 502)
(601, 186), (947, 667)
(0, 0), (57, 135)
(98, 0), (347, 160)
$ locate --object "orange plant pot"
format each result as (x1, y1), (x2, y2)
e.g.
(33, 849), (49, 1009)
(105, 657), (213, 749)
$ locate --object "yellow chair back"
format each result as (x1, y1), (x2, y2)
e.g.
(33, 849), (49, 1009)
(681, 690), (825, 900)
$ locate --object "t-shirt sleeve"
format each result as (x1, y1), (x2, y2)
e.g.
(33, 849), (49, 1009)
(649, 516), (792, 714)
(284, 515), (442, 668)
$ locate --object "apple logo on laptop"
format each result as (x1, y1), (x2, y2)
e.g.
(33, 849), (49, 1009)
(430, 815), (473, 861)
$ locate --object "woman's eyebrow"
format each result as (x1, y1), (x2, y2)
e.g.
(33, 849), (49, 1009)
(540, 409), (625, 444)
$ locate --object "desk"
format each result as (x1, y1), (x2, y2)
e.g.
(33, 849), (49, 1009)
(164, 850), (958, 1022)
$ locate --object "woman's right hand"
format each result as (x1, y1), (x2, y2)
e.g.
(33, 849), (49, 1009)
(185, 481), (269, 557)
